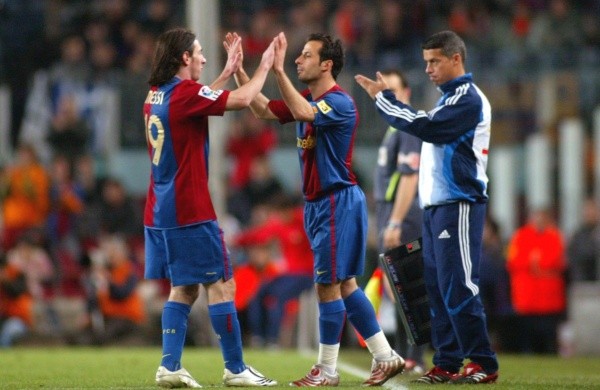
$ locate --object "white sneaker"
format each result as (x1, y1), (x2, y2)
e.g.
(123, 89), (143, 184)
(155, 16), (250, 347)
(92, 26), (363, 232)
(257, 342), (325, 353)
(223, 365), (277, 387)
(156, 366), (202, 388)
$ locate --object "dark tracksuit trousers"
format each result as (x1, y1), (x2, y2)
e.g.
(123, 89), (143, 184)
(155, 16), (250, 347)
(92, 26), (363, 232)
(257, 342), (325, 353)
(423, 201), (498, 374)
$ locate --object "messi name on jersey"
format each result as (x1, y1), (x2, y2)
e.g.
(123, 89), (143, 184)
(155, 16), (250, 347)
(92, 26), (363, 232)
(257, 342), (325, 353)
(145, 90), (165, 105)
(297, 135), (316, 149)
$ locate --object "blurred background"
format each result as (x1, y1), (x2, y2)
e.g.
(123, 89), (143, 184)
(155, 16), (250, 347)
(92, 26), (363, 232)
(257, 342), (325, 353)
(0, 0), (599, 357)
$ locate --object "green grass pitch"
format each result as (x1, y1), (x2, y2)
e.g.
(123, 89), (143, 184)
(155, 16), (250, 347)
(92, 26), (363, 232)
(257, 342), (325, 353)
(1, 347), (599, 389)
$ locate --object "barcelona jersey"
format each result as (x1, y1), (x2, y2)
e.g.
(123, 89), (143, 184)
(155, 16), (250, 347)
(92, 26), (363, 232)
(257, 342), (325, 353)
(268, 85), (358, 201)
(143, 77), (230, 228)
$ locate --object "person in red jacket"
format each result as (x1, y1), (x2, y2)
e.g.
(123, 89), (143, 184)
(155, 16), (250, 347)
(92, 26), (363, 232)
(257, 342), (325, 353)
(506, 208), (566, 354)
(233, 194), (314, 347)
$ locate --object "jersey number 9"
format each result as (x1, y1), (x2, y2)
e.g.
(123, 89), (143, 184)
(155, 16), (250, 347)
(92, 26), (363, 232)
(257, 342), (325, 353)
(145, 114), (165, 166)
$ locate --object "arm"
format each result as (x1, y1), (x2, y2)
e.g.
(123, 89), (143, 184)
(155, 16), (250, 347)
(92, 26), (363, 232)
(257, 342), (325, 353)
(224, 39), (275, 111)
(383, 173), (418, 249)
(356, 73), (480, 144)
(234, 66), (278, 119)
(224, 32), (278, 119)
(272, 32), (315, 122)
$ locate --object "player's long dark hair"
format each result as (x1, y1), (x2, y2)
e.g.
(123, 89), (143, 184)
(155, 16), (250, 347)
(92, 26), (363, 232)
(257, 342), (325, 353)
(422, 30), (467, 63)
(308, 33), (344, 80)
(148, 28), (196, 86)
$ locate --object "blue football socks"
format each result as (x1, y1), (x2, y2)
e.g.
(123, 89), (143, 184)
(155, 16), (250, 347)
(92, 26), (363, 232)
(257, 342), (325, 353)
(209, 301), (246, 374)
(160, 301), (191, 371)
(318, 299), (346, 344)
(344, 288), (381, 339)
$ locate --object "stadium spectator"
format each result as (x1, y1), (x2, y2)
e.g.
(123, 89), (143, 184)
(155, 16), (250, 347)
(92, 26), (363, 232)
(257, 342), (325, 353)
(506, 208), (567, 354)
(0, 143), (50, 250)
(231, 237), (281, 345)
(5, 232), (55, 318)
(233, 194), (314, 348)
(92, 235), (146, 345)
(143, 28), (277, 387)
(97, 178), (141, 239)
(20, 34), (91, 162)
(46, 155), (85, 247)
(229, 155), (285, 227)
(46, 95), (91, 162)
(0, 252), (34, 347)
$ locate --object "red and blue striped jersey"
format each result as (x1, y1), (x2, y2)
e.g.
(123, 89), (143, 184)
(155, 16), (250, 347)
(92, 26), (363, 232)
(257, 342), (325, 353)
(143, 77), (230, 228)
(268, 85), (359, 201)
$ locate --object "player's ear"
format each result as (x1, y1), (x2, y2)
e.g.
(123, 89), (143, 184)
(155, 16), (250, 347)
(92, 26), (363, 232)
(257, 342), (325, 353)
(182, 50), (191, 65)
(320, 59), (333, 74)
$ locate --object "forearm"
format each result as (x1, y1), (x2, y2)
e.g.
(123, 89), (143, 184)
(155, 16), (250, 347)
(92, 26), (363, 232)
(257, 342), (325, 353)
(274, 69), (314, 122)
(226, 65), (270, 110)
(210, 69), (233, 91)
(389, 174), (418, 224)
(233, 67), (275, 119)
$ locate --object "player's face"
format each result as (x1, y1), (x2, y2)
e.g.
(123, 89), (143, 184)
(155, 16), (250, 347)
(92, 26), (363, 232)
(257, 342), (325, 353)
(189, 40), (206, 81)
(423, 48), (462, 86)
(295, 40), (325, 84)
(382, 74), (410, 104)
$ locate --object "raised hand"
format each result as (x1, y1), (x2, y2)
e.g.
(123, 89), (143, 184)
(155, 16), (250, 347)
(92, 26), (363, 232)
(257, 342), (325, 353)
(273, 32), (287, 73)
(259, 40), (275, 71)
(354, 72), (390, 99)
(223, 32), (243, 75)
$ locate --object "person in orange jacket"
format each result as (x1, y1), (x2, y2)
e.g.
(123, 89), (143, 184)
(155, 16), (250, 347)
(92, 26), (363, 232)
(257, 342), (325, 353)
(77, 235), (146, 345)
(0, 143), (50, 250)
(0, 253), (34, 347)
(506, 208), (567, 354)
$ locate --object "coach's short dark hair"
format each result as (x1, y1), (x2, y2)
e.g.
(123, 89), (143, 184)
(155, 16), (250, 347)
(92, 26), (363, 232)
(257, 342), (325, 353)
(148, 28), (196, 86)
(422, 30), (467, 63)
(307, 33), (344, 80)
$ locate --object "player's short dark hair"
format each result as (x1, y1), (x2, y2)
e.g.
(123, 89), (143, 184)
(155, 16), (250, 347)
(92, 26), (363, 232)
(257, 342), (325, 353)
(148, 28), (196, 86)
(307, 33), (344, 80)
(380, 69), (410, 89)
(422, 30), (467, 63)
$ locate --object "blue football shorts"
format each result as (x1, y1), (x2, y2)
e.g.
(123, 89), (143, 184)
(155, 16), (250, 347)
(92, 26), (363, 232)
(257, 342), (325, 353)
(304, 185), (368, 284)
(144, 220), (232, 286)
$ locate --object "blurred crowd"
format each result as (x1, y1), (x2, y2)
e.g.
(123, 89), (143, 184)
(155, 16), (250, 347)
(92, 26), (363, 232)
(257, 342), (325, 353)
(1, 0), (600, 353)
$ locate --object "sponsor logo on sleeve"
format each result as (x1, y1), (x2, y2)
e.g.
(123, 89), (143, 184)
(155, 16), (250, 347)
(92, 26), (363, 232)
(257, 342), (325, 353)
(199, 86), (223, 101)
(316, 100), (332, 114)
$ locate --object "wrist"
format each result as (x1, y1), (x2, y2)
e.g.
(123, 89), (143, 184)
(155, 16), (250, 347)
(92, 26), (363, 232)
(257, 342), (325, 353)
(386, 221), (401, 230)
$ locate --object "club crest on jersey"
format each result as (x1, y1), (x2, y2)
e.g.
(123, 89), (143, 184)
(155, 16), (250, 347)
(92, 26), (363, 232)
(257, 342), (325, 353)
(316, 100), (332, 114)
(199, 86), (223, 101)
(297, 135), (316, 149)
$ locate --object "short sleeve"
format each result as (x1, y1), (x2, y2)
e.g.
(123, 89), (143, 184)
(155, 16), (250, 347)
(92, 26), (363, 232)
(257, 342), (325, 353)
(312, 92), (355, 128)
(268, 99), (295, 124)
(172, 80), (230, 117)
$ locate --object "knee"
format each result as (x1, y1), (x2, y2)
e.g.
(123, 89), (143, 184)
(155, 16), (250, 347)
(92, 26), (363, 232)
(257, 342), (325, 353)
(170, 285), (200, 304)
(340, 278), (359, 298)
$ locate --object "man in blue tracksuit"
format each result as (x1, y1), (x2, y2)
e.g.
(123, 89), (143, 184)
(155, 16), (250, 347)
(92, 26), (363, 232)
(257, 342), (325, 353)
(355, 30), (499, 384)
